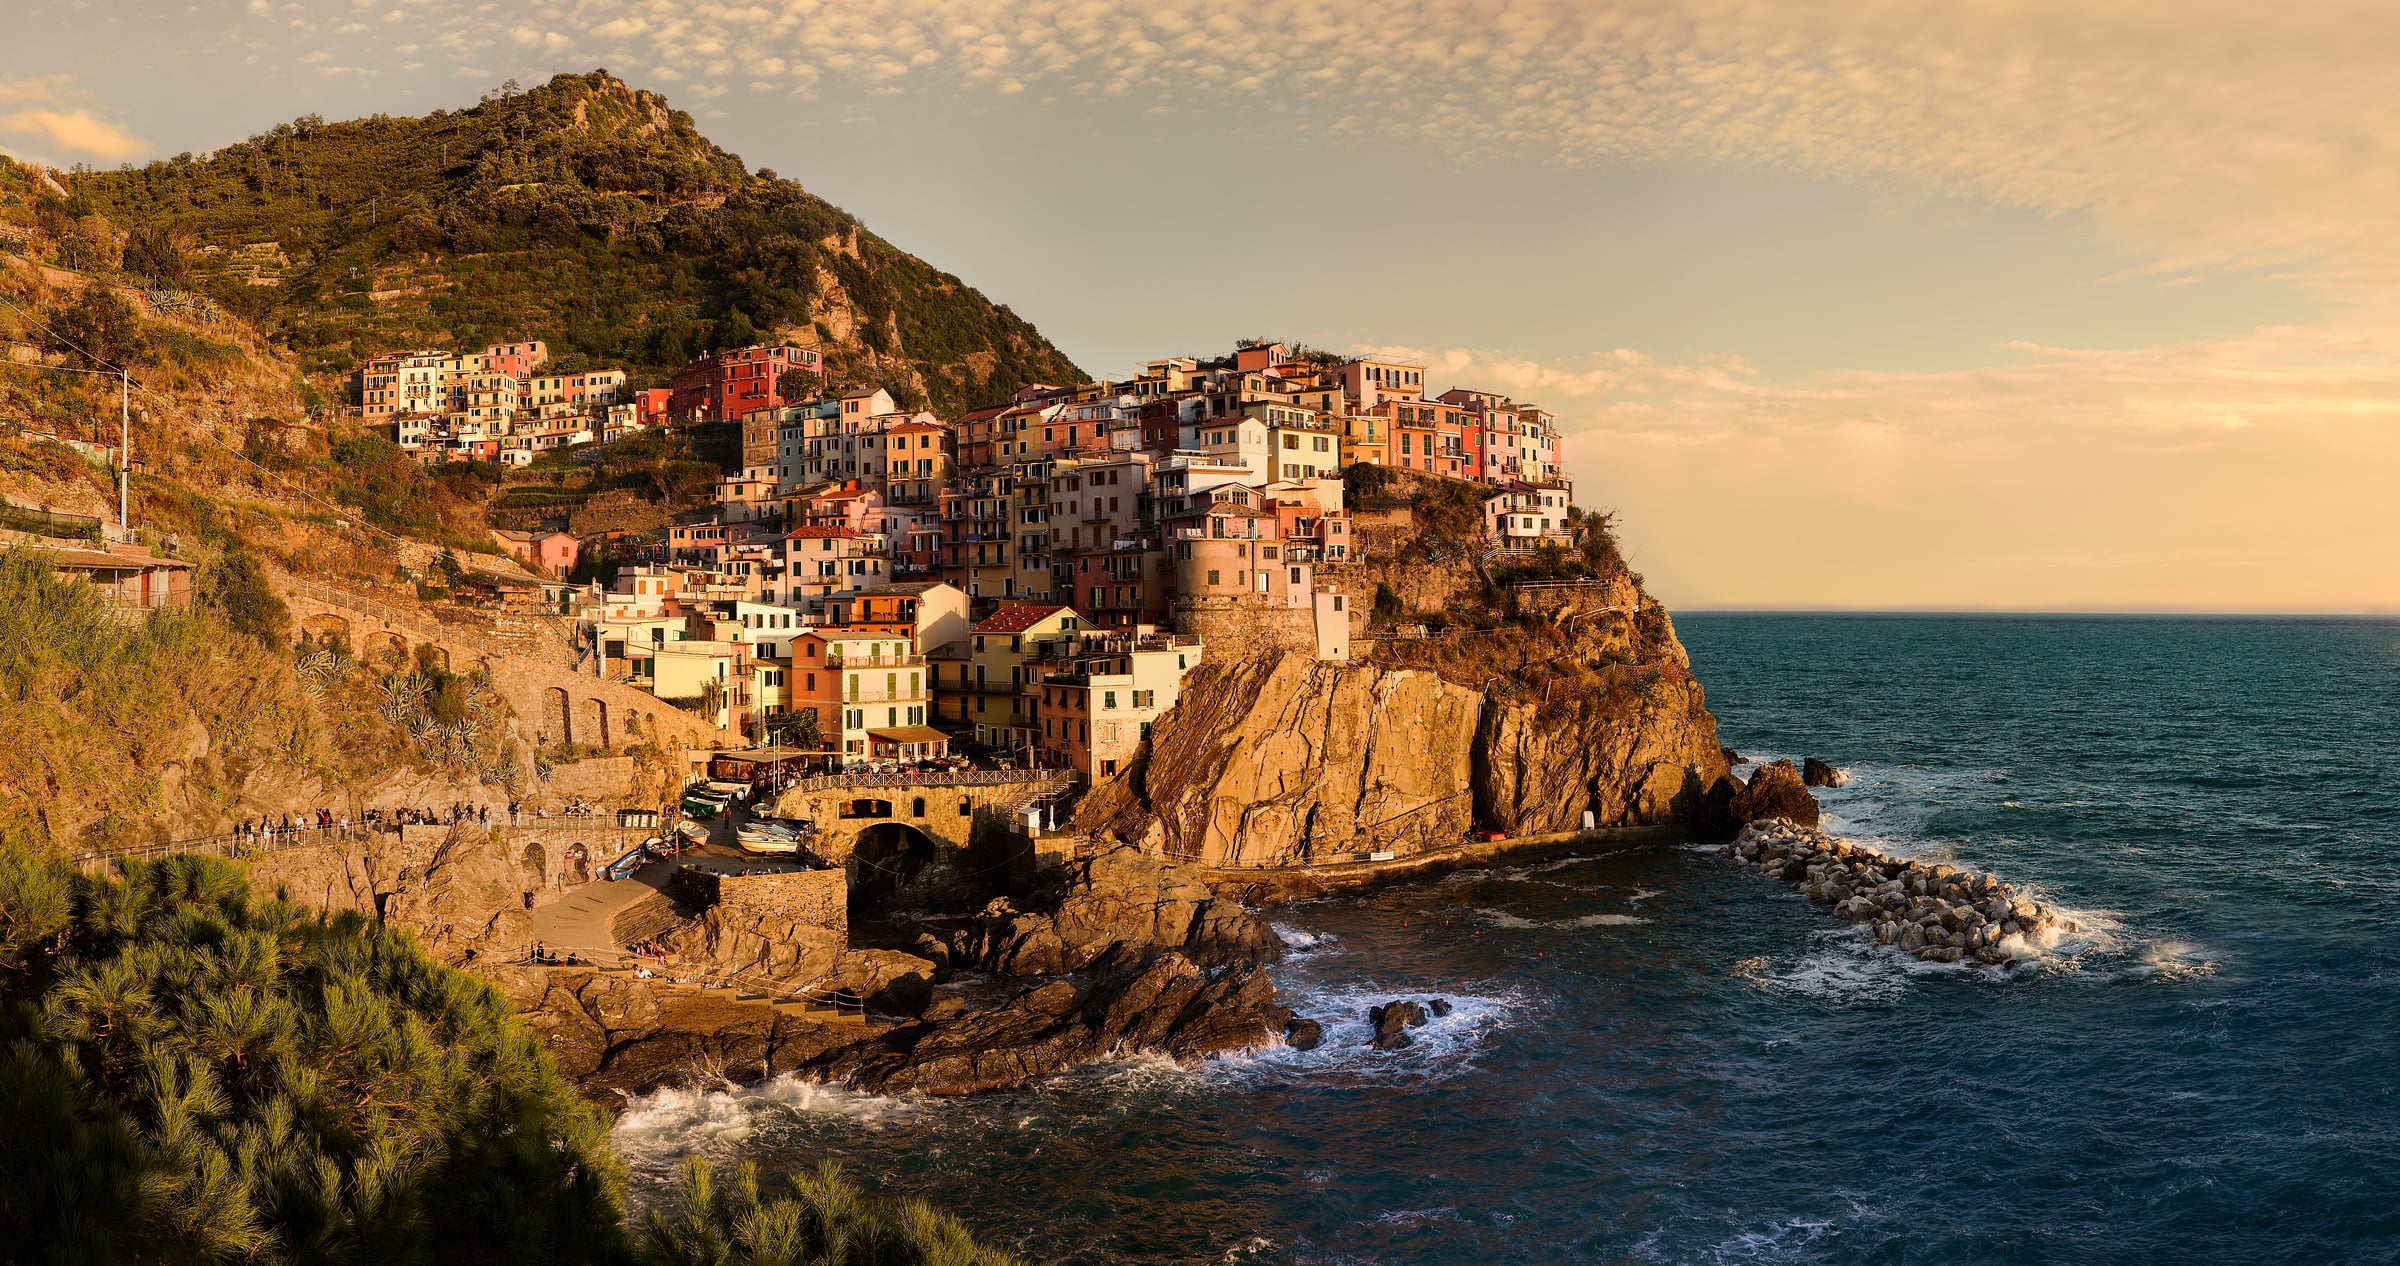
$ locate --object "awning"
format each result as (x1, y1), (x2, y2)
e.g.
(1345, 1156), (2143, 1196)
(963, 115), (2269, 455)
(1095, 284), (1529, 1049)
(866, 726), (952, 744)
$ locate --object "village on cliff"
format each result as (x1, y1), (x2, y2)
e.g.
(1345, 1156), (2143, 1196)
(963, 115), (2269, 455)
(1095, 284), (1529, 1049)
(355, 336), (1575, 779)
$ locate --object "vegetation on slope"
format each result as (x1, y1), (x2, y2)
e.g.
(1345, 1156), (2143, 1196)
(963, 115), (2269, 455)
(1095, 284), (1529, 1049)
(0, 851), (1029, 1263)
(637, 1157), (1025, 1266)
(61, 72), (1087, 414)
(0, 850), (623, 1262)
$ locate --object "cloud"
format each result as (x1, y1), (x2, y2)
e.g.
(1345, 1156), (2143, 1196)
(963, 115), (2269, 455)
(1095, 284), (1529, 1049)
(428, 0), (2389, 290)
(0, 77), (148, 164)
(1381, 317), (2400, 610)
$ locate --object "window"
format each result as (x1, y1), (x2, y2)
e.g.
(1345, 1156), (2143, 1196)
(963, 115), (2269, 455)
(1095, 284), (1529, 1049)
(1206, 569), (1221, 586)
(1290, 567), (1303, 585)
(1283, 434), (1298, 449)
(1103, 691), (1118, 709)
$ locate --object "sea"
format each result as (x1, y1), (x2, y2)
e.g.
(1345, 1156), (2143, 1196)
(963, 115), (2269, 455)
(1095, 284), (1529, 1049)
(612, 614), (2400, 1264)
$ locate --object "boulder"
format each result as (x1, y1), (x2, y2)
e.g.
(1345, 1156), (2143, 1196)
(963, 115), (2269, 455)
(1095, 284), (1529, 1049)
(1427, 998), (1453, 1018)
(1284, 1016), (1323, 1051)
(1730, 760), (1821, 828)
(971, 846), (1285, 976)
(806, 953), (1289, 1095)
(1801, 757), (1847, 788)
(1367, 1000), (1429, 1050)
(828, 949), (938, 1015)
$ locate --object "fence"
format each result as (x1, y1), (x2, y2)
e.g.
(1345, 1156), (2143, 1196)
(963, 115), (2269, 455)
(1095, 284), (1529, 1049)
(69, 808), (630, 873)
(0, 500), (103, 539)
(778, 768), (1074, 794)
(276, 572), (502, 659)
(71, 822), (378, 873)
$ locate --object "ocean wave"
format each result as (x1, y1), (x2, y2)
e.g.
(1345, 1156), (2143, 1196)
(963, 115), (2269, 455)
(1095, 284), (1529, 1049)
(1220, 979), (1531, 1085)
(1475, 906), (1646, 930)
(610, 1074), (919, 1172)
(1271, 923), (1339, 951)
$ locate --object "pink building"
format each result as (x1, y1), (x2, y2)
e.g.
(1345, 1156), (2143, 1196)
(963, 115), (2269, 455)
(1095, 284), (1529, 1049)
(492, 528), (580, 576)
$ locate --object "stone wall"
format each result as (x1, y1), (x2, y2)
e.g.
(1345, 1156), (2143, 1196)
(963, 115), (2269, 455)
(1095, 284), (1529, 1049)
(676, 867), (847, 936)
(1170, 596), (1318, 661)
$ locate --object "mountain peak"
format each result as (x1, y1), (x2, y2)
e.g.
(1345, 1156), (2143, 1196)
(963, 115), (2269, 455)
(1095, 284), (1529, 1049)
(67, 74), (1084, 413)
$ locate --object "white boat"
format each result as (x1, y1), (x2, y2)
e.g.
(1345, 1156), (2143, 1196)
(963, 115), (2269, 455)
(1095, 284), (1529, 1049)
(676, 821), (710, 847)
(703, 779), (754, 802)
(735, 818), (804, 854)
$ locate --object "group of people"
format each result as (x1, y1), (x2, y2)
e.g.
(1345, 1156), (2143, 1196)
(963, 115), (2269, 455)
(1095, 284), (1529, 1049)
(232, 802), (504, 843)
(525, 941), (588, 967)
(384, 802), (492, 828)
(235, 809), (347, 840)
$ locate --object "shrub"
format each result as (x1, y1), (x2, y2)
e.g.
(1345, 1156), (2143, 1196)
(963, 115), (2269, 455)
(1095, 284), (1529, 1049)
(637, 1157), (1021, 1266)
(0, 850), (625, 1262)
(197, 547), (289, 644)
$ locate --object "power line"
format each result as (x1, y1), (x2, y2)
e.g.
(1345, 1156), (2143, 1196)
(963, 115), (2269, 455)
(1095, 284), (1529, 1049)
(0, 289), (536, 581)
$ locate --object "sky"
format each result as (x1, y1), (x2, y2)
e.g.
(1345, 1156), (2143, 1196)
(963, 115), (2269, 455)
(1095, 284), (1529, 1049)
(4, 0), (2396, 612)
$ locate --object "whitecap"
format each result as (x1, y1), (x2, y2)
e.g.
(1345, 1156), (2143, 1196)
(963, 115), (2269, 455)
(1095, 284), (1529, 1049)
(1271, 923), (1338, 951)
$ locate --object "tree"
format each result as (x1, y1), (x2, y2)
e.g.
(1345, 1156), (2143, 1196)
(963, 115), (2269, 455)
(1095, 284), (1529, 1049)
(636, 1157), (1020, 1266)
(197, 548), (289, 644)
(764, 706), (822, 751)
(44, 285), (146, 371)
(0, 850), (625, 1262)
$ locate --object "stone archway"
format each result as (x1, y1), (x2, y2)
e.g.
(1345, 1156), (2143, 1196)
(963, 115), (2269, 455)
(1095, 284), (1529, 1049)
(544, 687), (572, 746)
(365, 630), (408, 667)
(519, 840), (547, 886)
(579, 697), (610, 749)
(301, 613), (350, 648)
(849, 821), (938, 916)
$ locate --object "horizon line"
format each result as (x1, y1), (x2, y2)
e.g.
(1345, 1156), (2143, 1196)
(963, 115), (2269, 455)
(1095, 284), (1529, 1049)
(1669, 606), (2400, 618)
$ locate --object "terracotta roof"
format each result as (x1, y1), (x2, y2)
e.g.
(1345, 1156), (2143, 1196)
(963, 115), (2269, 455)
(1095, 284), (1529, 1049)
(954, 405), (1009, 424)
(39, 547), (191, 571)
(860, 580), (953, 596)
(867, 726), (952, 744)
(783, 526), (861, 540)
(973, 604), (1070, 633)
(886, 420), (949, 434)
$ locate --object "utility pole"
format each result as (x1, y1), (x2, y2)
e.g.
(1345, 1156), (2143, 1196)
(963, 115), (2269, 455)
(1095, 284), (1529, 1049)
(119, 368), (129, 539)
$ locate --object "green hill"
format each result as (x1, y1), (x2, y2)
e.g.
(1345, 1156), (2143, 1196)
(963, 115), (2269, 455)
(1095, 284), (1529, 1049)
(65, 71), (1086, 414)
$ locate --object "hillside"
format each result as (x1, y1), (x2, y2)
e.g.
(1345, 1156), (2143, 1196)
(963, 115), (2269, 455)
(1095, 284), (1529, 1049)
(60, 71), (1087, 414)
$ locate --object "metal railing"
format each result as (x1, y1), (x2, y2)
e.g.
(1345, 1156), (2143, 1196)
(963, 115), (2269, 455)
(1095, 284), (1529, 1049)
(277, 574), (503, 659)
(779, 768), (1071, 794)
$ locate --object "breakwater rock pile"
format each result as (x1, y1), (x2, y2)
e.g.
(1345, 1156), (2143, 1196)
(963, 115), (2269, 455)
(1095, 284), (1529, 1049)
(1727, 821), (2079, 966)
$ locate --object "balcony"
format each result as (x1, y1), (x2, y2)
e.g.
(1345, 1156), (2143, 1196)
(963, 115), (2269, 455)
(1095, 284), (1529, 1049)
(825, 652), (926, 668)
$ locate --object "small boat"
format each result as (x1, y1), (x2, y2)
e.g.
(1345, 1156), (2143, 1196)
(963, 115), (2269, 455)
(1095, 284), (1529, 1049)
(703, 780), (754, 802)
(600, 844), (650, 881)
(735, 819), (804, 855)
(680, 787), (733, 818)
(676, 820), (710, 847)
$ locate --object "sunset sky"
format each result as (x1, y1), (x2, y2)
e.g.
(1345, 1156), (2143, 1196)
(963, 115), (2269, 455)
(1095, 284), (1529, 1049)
(6, 1), (2395, 611)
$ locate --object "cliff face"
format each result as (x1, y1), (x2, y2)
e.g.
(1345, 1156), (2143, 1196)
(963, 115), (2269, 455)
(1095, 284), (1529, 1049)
(1079, 655), (1486, 866)
(1079, 621), (1737, 866)
(1476, 662), (1733, 835)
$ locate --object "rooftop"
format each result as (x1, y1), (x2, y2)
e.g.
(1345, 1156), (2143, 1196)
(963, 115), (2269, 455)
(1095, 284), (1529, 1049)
(974, 604), (1070, 633)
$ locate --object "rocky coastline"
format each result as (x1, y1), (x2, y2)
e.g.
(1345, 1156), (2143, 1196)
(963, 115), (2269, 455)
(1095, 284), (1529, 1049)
(1725, 820), (2080, 966)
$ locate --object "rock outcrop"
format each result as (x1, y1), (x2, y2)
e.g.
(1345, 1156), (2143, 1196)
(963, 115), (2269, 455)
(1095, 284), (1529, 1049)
(1803, 757), (1849, 788)
(958, 845), (1285, 975)
(487, 964), (855, 1096)
(1367, 1000), (1429, 1049)
(1078, 650), (1739, 864)
(249, 822), (538, 958)
(802, 953), (1288, 1095)
(1077, 656), (1485, 866)
(1725, 821), (2081, 966)
(1729, 759), (1820, 828)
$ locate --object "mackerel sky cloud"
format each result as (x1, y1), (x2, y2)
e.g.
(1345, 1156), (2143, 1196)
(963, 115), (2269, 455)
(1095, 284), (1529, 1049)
(4, 0), (2394, 609)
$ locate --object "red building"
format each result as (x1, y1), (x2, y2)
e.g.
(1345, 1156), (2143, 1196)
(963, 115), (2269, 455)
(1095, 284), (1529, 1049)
(666, 345), (824, 422)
